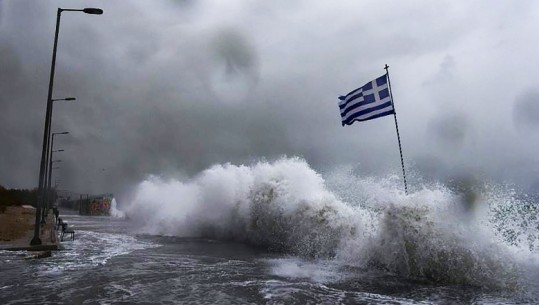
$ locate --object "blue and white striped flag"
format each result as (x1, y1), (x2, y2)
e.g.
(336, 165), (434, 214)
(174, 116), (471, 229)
(338, 74), (394, 126)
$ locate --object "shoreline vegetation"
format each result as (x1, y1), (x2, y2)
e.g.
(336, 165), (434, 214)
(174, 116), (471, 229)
(0, 185), (38, 212)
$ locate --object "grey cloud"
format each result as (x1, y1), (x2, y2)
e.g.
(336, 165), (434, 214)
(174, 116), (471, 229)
(513, 90), (539, 132)
(2, 0), (539, 201)
(428, 112), (469, 150)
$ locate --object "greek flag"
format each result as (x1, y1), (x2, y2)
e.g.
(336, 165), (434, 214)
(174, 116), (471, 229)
(338, 74), (394, 126)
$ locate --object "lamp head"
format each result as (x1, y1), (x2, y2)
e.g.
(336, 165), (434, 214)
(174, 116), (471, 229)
(83, 8), (103, 15)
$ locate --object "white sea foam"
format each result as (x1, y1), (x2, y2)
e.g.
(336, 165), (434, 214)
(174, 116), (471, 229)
(125, 157), (539, 288)
(37, 231), (156, 277)
(266, 258), (348, 283)
(109, 198), (126, 218)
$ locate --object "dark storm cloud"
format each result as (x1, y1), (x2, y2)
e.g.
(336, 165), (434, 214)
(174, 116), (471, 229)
(2, 0), (539, 198)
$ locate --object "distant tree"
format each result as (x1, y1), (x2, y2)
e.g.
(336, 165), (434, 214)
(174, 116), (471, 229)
(0, 185), (41, 212)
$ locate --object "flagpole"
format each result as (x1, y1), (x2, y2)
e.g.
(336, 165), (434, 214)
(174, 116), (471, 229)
(384, 64), (408, 194)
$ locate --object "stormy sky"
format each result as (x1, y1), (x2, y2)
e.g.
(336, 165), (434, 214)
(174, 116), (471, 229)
(2, 0), (539, 199)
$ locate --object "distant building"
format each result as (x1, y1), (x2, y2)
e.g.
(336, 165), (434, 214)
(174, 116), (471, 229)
(79, 193), (113, 216)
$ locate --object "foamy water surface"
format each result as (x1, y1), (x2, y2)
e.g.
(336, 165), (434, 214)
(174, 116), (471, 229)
(1, 157), (539, 304)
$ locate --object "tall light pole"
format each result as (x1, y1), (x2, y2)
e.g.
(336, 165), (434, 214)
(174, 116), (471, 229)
(31, 7), (103, 246)
(46, 159), (62, 217)
(43, 131), (69, 221)
(42, 98), (74, 222)
(53, 170), (62, 209)
(44, 97), (76, 195)
(45, 148), (64, 214)
(54, 175), (61, 189)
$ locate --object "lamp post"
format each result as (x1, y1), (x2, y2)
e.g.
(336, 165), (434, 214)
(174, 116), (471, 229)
(53, 176), (62, 208)
(31, 7), (103, 246)
(44, 148), (64, 218)
(41, 97), (76, 213)
(43, 97), (75, 207)
(47, 159), (62, 208)
(42, 98), (73, 221)
(54, 177), (61, 188)
(44, 152), (64, 222)
(43, 131), (69, 221)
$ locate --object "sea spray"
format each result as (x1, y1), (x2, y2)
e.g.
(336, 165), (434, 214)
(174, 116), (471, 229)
(485, 184), (539, 252)
(125, 157), (537, 288)
(346, 193), (519, 288)
(109, 198), (126, 218)
(126, 157), (365, 257)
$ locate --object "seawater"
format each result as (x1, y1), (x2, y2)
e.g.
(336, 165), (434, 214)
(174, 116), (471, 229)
(1, 157), (538, 304)
(124, 157), (539, 302)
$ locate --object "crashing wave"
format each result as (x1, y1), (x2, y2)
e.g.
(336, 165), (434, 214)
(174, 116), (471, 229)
(109, 198), (126, 218)
(125, 157), (536, 288)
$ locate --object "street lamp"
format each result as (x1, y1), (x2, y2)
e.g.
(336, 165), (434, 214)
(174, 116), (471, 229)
(31, 7), (103, 246)
(43, 132), (68, 221)
(53, 176), (62, 208)
(82, 8), (104, 14)
(52, 97), (76, 102)
(43, 99), (74, 208)
(46, 158), (62, 213)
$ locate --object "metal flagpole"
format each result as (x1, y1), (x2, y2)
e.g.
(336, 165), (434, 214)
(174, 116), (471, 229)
(384, 64), (408, 194)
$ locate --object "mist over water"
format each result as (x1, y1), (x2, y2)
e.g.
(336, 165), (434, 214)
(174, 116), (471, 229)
(125, 157), (539, 291)
(110, 198), (126, 218)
